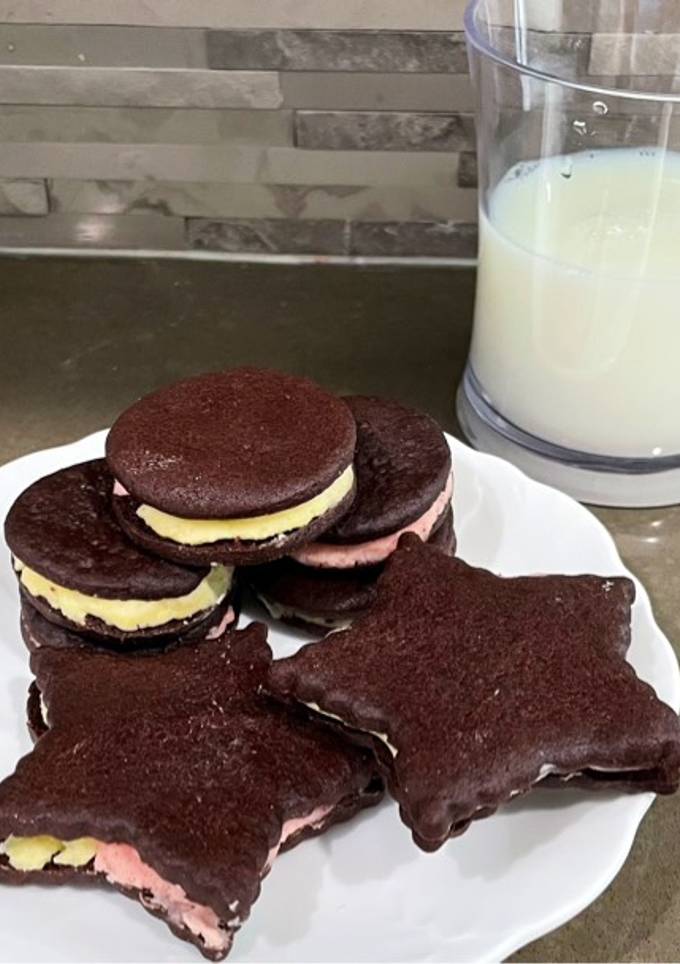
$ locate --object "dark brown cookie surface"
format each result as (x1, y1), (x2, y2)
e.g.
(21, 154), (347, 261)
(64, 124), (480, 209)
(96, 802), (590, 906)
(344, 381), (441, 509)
(4, 460), (208, 598)
(106, 369), (356, 518)
(250, 509), (454, 624)
(112, 480), (356, 567)
(324, 396), (451, 544)
(267, 535), (680, 851)
(0, 626), (381, 960)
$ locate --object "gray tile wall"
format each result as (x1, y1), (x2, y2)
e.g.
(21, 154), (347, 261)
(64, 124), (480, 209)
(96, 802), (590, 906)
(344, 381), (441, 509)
(0, 4), (674, 258)
(0, 5), (477, 257)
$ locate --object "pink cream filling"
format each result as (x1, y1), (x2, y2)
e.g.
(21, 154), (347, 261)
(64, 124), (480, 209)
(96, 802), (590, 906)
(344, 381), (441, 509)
(94, 806), (333, 953)
(205, 607), (236, 639)
(94, 844), (230, 954)
(291, 473), (454, 569)
(113, 480), (128, 497)
(265, 804), (333, 871)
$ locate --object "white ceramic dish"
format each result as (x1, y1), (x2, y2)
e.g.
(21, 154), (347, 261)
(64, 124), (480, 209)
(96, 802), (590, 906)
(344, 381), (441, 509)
(0, 430), (677, 964)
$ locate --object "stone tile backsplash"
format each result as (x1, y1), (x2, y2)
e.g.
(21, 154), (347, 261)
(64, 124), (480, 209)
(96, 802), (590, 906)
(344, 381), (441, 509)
(0, 66), (282, 108)
(295, 112), (475, 152)
(206, 30), (468, 73)
(0, 3), (673, 258)
(0, 178), (48, 215)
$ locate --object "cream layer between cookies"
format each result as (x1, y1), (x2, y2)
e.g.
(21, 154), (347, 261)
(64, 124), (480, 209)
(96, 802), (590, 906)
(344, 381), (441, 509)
(14, 559), (232, 633)
(1, 805), (334, 958)
(114, 465), (354, 545)
(291, 473), (453, 569)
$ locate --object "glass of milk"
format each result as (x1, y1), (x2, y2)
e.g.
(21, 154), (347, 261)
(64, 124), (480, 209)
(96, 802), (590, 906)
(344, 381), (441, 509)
(458, 0), (680, 506)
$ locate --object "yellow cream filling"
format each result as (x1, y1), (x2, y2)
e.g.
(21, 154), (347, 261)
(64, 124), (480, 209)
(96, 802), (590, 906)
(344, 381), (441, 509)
(15, 560), (232, 633)
(136, 464), (355, 546)
(1, 835), (98, 871)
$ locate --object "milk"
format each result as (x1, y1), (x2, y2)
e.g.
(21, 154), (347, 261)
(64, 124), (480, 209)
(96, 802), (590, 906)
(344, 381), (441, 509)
(471, 148), (680, 458)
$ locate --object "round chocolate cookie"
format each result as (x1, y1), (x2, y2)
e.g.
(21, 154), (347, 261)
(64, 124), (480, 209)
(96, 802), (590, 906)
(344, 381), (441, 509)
(290, 396), (453, 573)
(251, 396), (455, 630)
(251, 509), (454, 633)
(5, 460), (236, 642)
(326, 396), (453, 544)
(106, 368), (357, 565)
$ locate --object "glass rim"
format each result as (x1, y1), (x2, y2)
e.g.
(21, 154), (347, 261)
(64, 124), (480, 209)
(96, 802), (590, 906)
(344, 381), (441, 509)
(464, 0), (680, 105)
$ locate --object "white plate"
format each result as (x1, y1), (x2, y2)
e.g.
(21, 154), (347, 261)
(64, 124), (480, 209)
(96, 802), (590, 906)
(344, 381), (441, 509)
(0, 431), (678, 964)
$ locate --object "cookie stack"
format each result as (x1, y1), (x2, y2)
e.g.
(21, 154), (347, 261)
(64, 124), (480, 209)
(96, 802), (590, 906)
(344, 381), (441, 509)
(3, 371), (348, 650)
(0, 366), (456, 960)
(7, 368), (457, 653)
(105, 371), (455, 631)
(1, 366), (679, 963)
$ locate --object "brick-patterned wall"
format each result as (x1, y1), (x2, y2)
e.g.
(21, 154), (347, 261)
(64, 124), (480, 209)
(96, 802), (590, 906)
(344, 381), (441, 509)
(0, 1), (672, 258)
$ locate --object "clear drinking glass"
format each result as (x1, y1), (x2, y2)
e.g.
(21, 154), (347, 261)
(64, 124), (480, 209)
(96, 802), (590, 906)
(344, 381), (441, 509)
(457, 0), (680, 506)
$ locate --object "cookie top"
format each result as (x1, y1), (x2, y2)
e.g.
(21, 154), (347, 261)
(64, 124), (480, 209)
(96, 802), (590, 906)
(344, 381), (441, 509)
(0, 625), (380, 929)
(268, 535), (680, 851)
(325, 396), (451, 543)
(106, 369), (357, 518)
(4, 460), (206, 599)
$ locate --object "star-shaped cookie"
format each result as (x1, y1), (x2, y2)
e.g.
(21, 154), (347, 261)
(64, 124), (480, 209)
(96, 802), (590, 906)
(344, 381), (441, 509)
(0, 625), (381, 959)
(267, 535), (680, 851)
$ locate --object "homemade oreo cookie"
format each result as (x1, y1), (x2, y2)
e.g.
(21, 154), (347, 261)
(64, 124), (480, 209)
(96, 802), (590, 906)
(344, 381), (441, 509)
(107, 369), (357, 566)
(19, 598), (235, 655)
(251, 510), (454, 632)
(5, 460), (236, 644)
(249, 396), (454, 629)
(268, 535), (680, 851)
(0, 625), (382, 960)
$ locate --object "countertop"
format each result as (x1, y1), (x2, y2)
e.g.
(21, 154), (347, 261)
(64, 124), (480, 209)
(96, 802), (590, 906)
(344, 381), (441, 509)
(1, 256), (679, 963)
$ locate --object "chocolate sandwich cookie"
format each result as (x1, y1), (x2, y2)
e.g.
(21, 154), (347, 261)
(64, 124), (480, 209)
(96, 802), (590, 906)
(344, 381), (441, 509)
(0, 625), (382, 960)
(107, 368), (357, 566)
(249, 396), (454, 629)
(268, 535), (680, 852)
(252, 509), (454, 633)
(19, 597), (237, 655)
(5, 460), (237, 643)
